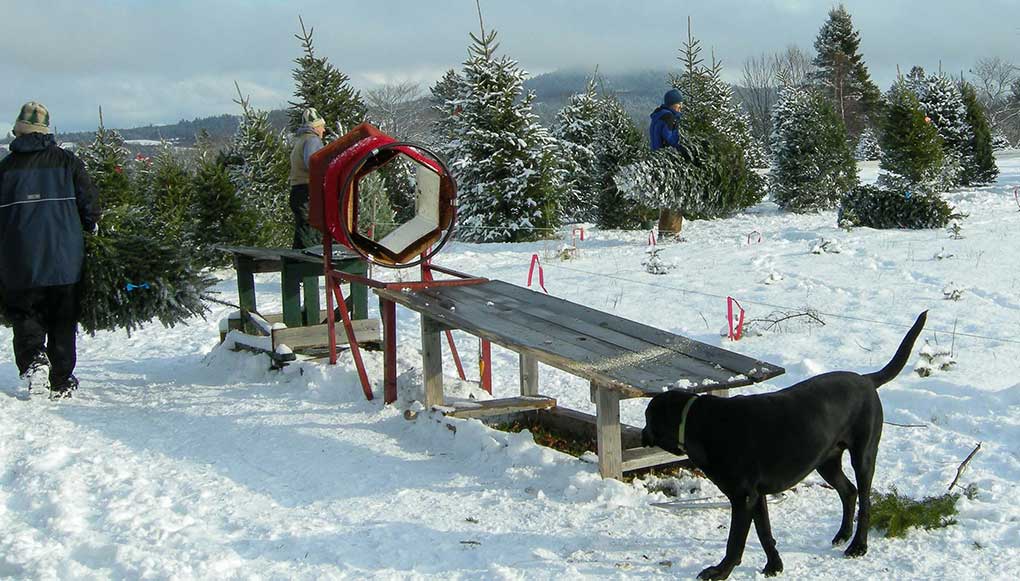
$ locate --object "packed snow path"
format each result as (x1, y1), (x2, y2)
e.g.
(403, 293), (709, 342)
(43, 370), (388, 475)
(2, 156), (1020, 579)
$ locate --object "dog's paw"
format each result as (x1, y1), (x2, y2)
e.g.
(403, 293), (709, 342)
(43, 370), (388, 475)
(762, 559), (784, 577)
(844, 542), (868, 558)
(831, 530), (851, 545)
(697, 564), (733, 580)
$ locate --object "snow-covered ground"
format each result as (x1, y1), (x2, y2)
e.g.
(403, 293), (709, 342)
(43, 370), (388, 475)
(2, 155), (1020, 580)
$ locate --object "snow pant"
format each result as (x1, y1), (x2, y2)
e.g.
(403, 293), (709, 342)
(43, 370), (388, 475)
(290, 184), (321, 250)
(5, 284), (79, 384)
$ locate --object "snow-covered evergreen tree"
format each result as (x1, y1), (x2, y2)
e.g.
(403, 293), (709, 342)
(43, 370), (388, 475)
(878, 78), (945, 192)
(959, 81), (999, 185)
(288, 17), (366, 139)
(436, 27), (563, 242)
(230, 89), (292, 247)
(144, 141), (196, 245)
(811, 4), (883, 139)
(672, 28), (765, 169)
(854, 127), (882, 161)
(594, 94), (649, 229)
(916, 72), (970, 187)
(79, 109), (138, 212)
(553, 76), (601, 223)
(770, 85), (858, 212)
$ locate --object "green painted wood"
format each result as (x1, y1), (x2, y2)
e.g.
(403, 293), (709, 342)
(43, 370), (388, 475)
(303, 275), (320, 325)
(281, 262), (303, 328)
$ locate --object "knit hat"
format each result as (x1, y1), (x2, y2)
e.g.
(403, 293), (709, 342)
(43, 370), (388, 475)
(663, 89), (684, 107)
(302, 107), (326, 129)
(13, 101), (52, 136)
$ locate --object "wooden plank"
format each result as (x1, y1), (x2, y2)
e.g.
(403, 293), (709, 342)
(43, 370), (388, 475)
(508, 407), (645, 449)
(454, 283), (742, 389)
(621, 447), (687, 472)
(519, 354), (539, 396)
(281, 262), (303, 328)
(594, 383), (623, 480)
(479, 280), (784, 383)
(376, 287), (663, 397)
(272, 319), (380, 351)
(441, 396), (555, 419)
(421, 315), (444, 409)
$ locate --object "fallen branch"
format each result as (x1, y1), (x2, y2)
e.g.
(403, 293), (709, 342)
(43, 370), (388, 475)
(884, 421), (927, 428)
(948, 442), (982, 492)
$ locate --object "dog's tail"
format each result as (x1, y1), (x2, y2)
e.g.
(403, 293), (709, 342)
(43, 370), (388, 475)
(866, 311), (928, 388)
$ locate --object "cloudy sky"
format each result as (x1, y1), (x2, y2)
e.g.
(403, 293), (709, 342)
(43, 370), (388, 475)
(2, 0), (1018, 132)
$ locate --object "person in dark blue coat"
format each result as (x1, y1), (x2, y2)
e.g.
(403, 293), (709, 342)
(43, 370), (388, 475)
(649, 89), (684, 150)
(0, 102), (100, 398)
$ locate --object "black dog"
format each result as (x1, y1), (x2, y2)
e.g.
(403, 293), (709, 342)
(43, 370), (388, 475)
(642, 311), (927, 580)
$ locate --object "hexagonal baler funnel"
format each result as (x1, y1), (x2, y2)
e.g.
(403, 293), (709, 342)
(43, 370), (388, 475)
(308, 123), (456, 267)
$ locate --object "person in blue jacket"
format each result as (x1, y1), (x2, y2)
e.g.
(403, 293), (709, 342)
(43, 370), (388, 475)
(0, 101), (100, 399)
(649, 89), (684, 150)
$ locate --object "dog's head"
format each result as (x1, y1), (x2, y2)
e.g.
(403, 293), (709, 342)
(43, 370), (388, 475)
(642, 390), (696, 455)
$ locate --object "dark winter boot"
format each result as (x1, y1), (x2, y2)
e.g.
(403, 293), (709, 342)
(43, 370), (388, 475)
(19, 353), (50, 394)
(49, 375), (78, 400)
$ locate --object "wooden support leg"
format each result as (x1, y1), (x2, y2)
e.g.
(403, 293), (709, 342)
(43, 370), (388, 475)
(519, 353), (538, 396)
(349, 262), (368, 320)
(381, 297), (397, 404)
(421, 315), (444, 409)
(480, 340), (492, 394)
(303, 275), (320, 325)
(234, 256), (257, 333)
(594, 383), (623, 480)
(281, 261), (302, 328)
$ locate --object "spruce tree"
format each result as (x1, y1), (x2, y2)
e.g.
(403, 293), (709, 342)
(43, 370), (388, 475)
(878, 78), (945, 191)
(79, 108), (138, 210)
(854, 127), (882, 161)
(915, 72), (970, 187)
(554, 76), (601, 222)
(191, 140), (259, 266)
(436, 26), (564, 242)
(145, 141), (196, 245)
(770, 85), (858, 212)
(595, 94), (650, 229)
(288, 16), (366, 139)
(811, 4), (883, 138)
(230, 87), (292, 247)
(959, 81), (999, 185)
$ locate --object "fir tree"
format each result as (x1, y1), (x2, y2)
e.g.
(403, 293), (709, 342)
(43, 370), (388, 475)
(594, 94), (650, 229)
(145, 141), (196, 245)
(672, 23), (764, 169)
(770, 85), (858, 212)
(916, 72), (970, 187)
(436, 23), (564, 242)
(78, 108), (138, 211)
(554, 76), (601, 222)
(878, 78), (945, 191)
(855, 127), (882, 161)
(191, 142), (259, 266)
(811, 4), (883, 138)
(959, 81), (999, 185)
(288, 16), (366, 139)
(231, 86), (292, 247)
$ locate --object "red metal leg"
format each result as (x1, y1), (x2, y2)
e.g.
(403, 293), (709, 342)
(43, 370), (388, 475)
(331, 282), (373, 400)
(382, 298), (397, 404)
(324, 236), (338, 365)
(480, 340), (492, 394)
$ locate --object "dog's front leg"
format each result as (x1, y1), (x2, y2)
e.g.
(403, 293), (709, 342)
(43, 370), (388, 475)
(698, 493), (756, 580)
(752, 495), (783, 576)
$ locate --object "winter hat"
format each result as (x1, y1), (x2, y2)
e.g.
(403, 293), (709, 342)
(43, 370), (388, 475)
(302, 107), (326, 129)
(663, 89), (684, 107)
(13, 101), (51, 136)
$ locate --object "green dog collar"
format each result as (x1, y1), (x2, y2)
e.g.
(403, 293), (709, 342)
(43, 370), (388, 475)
(677, 396), (698, 451)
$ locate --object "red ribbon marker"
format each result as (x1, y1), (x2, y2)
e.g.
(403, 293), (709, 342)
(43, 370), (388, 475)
(527, 253), (548, 294)
(727, 296), (746, 341)
(648, 230), (657, 246)
(572, 227), (586, 242)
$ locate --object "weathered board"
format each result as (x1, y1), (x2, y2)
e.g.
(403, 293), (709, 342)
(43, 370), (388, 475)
(376, 280), (783, 397)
